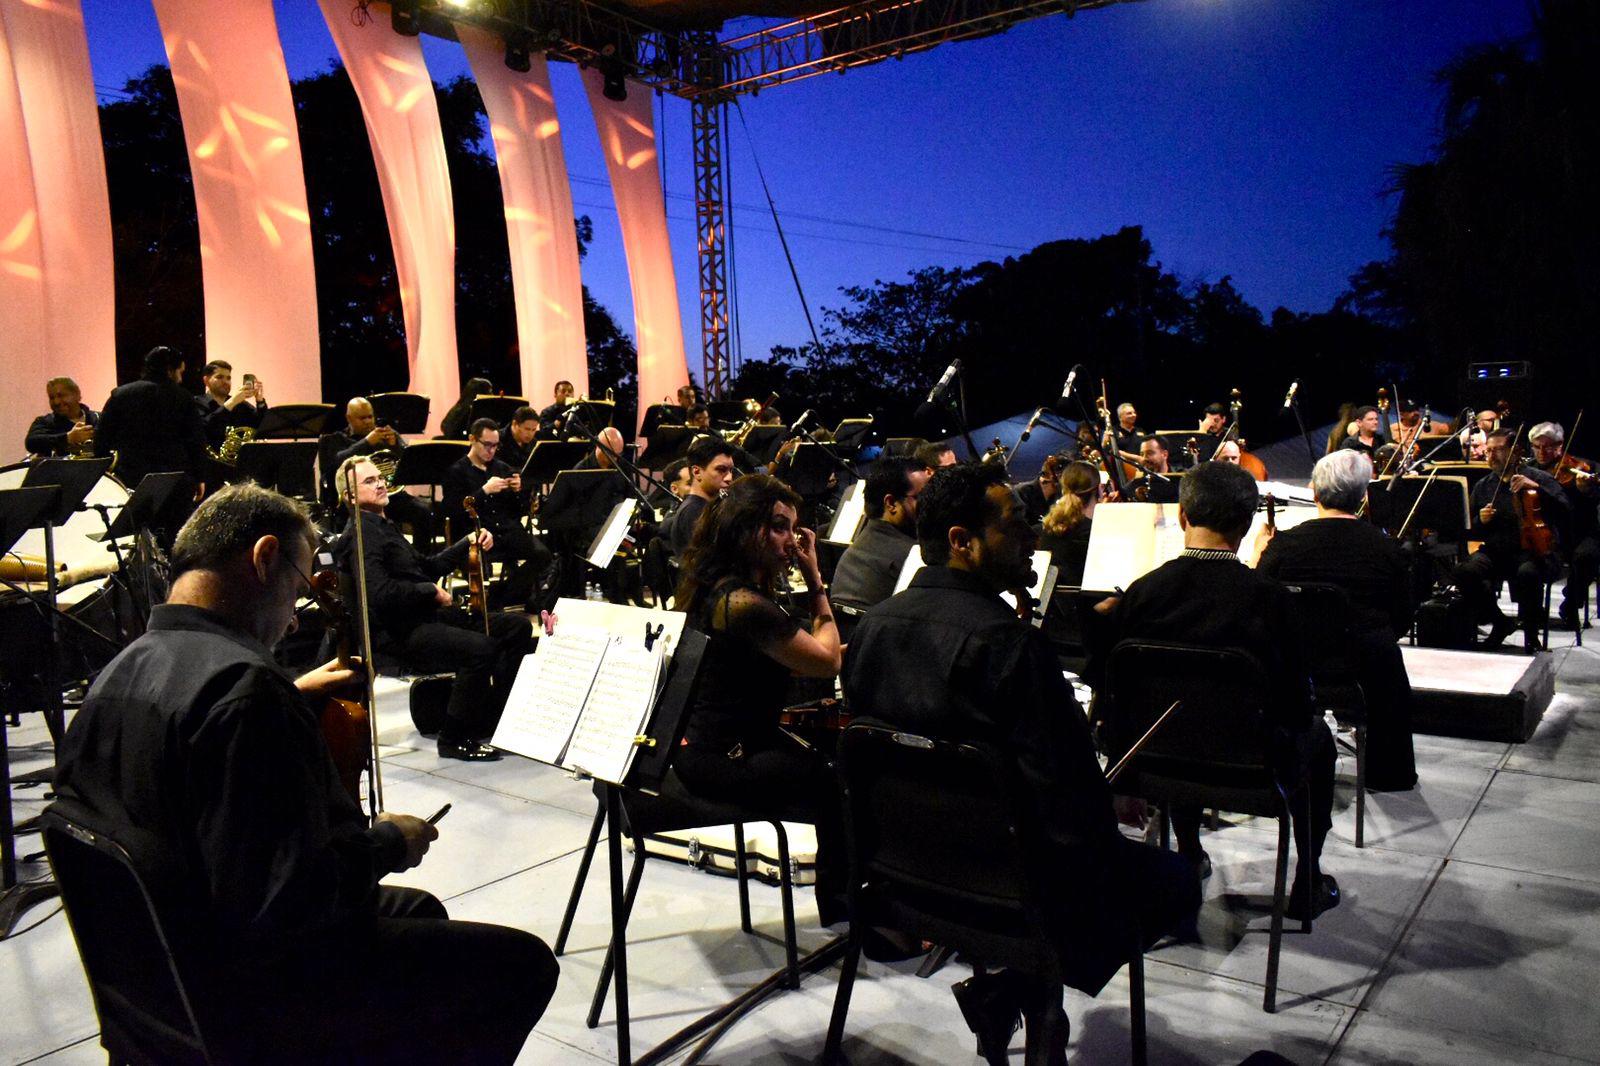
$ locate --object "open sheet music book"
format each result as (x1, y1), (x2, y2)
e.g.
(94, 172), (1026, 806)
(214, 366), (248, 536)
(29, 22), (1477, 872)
(492, 599), (678, 785)
(891, 546), (1056, 623)
(1080, 500), (1319, 592)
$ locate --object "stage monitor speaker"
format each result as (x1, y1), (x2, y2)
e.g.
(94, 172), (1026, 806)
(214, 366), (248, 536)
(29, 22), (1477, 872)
(1462, 361), (1533, 423)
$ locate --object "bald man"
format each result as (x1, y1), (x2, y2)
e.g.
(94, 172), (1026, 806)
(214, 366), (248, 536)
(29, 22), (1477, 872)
(541, 425), (642, 602)
(324, 397), (433, 545)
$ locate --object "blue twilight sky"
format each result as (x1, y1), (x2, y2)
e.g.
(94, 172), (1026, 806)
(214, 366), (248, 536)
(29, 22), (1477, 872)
(79, 0), (1535, 377)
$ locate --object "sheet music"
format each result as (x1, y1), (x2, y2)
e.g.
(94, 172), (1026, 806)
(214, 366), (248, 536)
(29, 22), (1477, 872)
(824, 480), (866, 545)
(1081, 503), (1186, 592)
(892, 546), (1053, 606)
(490, 627), (610, 764)
(562, 635), (667, 784)
(587, 498), (638, 567)
(553, 597), (687, 650)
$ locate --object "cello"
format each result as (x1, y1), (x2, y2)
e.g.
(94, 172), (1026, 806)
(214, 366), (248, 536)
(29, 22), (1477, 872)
(1227, 389), (1269, 481)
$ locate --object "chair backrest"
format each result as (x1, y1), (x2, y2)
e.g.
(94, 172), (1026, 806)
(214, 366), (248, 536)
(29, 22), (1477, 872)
(1103, 640), (1272, 773)
(1279, 582), (1358, 683)
(41, 810), (211, 1065)
(836, 725), (1040, 920)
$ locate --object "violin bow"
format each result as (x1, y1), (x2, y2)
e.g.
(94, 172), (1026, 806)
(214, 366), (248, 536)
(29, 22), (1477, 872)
(344, 463), (385, 815)
(1105, 700), (1182, 785)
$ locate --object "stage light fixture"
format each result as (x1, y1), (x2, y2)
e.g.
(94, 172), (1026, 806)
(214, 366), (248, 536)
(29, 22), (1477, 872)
(505, 39), (532, 73)
(601, 63), (628, 101)
(391, 0), (421, 35)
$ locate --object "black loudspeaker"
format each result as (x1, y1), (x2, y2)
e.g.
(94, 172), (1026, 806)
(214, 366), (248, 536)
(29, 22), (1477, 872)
(408, 674), (453, 736)
(1416, 592), (1477, 650)
(1462, 361), (1533, 423)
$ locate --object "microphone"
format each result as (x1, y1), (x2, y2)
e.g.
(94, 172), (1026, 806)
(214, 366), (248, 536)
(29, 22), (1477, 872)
(1018, 407), (1047, 443)
(790, 409), (816, 435)
(1058, 364), (1083, 408)
(925, 360), (962, 406)
(1282, 380), (1299, 409)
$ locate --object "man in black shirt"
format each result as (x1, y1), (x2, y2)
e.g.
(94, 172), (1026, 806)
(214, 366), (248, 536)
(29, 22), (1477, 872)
(541, 427), (639, 600)
(441, 419), (554, 613)
(321, 397), (433, 545)
(195, 359), (267, 447)
(845, 463), (1198, 1062)
(1111, 402), (1147, 454)
(1453, 428), (1568, 651)
(1090, 460), (1339, 919)
(51, 482), (556, 1063)
(1529, 421), (1599, 628)
(1124, 435), (1181, 503)
(830, 456), (928, 611)
(665, 437), (736, 560)
(1258, 449), (1418, 791)
(25, 376), (98, 457)
(95, 347), (207, 532)
(537, 379), (577, 437)
(496, 405), (541, 477)
(1337, 405), (1388, 460)
(340, 457), (538, 760)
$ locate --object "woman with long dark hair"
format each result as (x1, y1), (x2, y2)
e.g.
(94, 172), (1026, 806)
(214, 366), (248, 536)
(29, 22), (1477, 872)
(673, 474), (849, 923)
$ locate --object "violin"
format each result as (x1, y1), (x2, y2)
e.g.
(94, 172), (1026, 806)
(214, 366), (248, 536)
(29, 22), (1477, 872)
(1552, 410), (1596, 490)
(461, 496), (491, 635)
(309, 570), (371, 804)
(776, 698), (854, 735)
(1484, 426), (1555, 559)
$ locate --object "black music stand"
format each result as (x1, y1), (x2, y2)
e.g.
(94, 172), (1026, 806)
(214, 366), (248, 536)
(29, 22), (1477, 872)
(639, 426), (694, 469)
(255, 403), (337, 440)
(831, 418), (873, 452)
(369, 392), (430, 435)
(707, 400), (749, 426)
(232, 440), (319, 500)
(522, 442), (589, 489)
(775, 442), (844, 497)
(101, 472), (189, 541)
(882, 437), (923, 458)
(391, 441), (469, 501)
(638, 404), (680, 438)
(569, 400), (616, 430)
(470, 396), (529, 426)
(740, 426), (786, 462)
(0, 488), (67, 932)
(1367, 475), (1471, 543)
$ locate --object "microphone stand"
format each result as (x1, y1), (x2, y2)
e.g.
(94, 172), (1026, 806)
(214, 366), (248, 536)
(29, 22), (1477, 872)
(1288, 393), (1318, 466)
(561, 410), (675, 514)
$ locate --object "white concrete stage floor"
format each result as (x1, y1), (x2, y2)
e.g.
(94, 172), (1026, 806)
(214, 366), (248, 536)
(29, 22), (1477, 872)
(5, 621), (1600, 1065)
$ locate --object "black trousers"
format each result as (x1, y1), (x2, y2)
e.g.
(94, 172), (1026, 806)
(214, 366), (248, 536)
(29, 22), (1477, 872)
(1356, 632), (1417, 791)
(1454, 546), (1562, 628)
(210, 886), (558, 1065)
(1171, 722), (1335, 890)
(674, 736), (848, 926)
(485, 525), (554, 612)
(1563, 533), (1600, 611)
(398, 610), (534, 741)
(387, 490), (434, 550)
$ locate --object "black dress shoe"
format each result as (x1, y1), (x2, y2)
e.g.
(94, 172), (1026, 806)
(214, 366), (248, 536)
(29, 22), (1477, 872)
(1483, 615), (1518, 649)
(952, 972), (1023, 1066)
(438, 739), (502, 761)
(1285, 874), (1340, 922)
(1180, 847), (1213, 881)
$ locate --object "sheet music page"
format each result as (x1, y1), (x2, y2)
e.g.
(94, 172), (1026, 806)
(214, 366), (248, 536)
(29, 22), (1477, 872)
(562, 635), (667, 784)
(490, 626), (610, 764)
(1081, 502), (1187, 592)
(1242, 504), (1318, 567)
(552, 597), (686, 650)
(999, 550), (1054, 612)
(587, 498), (638, 567)
(824, 480), (866, 545)
(892, 545), (925, 595)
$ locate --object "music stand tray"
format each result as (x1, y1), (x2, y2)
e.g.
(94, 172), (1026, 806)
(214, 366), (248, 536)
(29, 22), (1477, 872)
(708, 400), (749, 426)
(639, 403), (680, 438)
(568, 399), (615, 431)
(1367, 475), (1470, 540)
(369, 392), (430, 435)
(777, 443), (838, 497)
(471, 396), (529, 426)
(392, 441), (470, 494)
(23, 459), (112, 525)
(232, 440), (318, 499)
(0, 488), (61, 564)
(741, 425), (786, 459)
(640, 427), (695, 469)
(255, 404), (337, 440)
(523, 442), (590, 486)
(101, 473), (190, 540)
(831, 418), (874, 450)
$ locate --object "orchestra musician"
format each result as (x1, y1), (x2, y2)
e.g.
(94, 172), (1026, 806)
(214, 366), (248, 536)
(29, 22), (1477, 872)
(844, 463), (1199, 1063)
(1038, 461), (1100, 586)
(1124, 436), (1180, 503)
(829, 456), (929, 612)
(1089, 461), (1339, 919)
(51, 483), (557, 1062)
(1014, 452), (1063, 524)
(914, 440), (958, 471)
(196, 360), (267, 447)
(538, 379), (578, 438)
(338, 457), (538, 760)
(496, 405), (541, 477)
(671, 474), (853, 931)
(1112, 402), (1147, 452)
(664, 437), (736, 561)
(1458, 408), (1499, 462)
(95, 345), (207, 497)
(647, 458), (691, 514)
(1213, 439), (1243, 466)
(539, 427), (639, 600)
(25, 377), (98, 458)
(1452, 428), (1568, 652)
(1182, 402), (1229, 466)
(439, 376), (494, 440)
(324, 397), (433, 547)
(1338, 406), (1388, 458)
(441, 419), (556, 614)
(1257, 450), (1419, 792)
(1527, 421), (1596, 630)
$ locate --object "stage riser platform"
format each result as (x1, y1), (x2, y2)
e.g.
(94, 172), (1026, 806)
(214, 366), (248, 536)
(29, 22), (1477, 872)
(1403, 646), (1557, 743)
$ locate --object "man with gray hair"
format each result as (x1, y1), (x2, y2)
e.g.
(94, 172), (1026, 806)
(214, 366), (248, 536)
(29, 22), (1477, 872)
(51, 483), (557, 1062)
(1258, 449), (1418, 791)
(1528, 421), (1598, 627)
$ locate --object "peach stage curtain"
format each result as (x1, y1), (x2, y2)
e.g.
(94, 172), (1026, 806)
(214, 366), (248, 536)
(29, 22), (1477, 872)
(459, 27), (587, 399)
(318, 0), (457, 433)
(583, 71), (690, 430)
(152, 0), (321, 405)
(0, 0), (116, 451)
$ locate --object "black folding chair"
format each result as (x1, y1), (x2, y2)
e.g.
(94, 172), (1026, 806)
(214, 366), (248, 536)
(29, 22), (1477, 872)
(42, 809), (214, 1065)
(1282, 582), (1369, 847)
(1103, 640), (1313, 1013)
(824, 724), (1148, 1065)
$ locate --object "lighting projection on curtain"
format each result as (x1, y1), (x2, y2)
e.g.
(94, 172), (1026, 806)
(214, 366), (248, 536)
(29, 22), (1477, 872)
(459, 27), (587, 400)
(151, 0), (321, 404)
(317, 0), (458, 433)
(0, 0), (116, 436)
(0, 22), (47, 459)
(583, 71), (690, 430)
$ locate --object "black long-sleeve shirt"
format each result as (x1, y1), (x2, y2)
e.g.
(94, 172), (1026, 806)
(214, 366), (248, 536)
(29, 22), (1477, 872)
(336, 509), (470, 641)
(1469, 465), (1568, 557)
(830, 518), (916, 610)
(50, 605), (406, 959)
(1257, 516), (1416, 636)
(197, 394), (268, 446)
(24, 406), (98, 457)
(441, 456), (523, 539)
(94, 377), (207, 486)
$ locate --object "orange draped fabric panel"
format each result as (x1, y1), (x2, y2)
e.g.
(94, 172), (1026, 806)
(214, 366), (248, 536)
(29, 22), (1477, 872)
(583, 72), (690, 430)
(459, 28), (587, 399)
(318, 0), (458, 433)
(151, 0), (321, 404)
(0, 23), (48, 459)
(0, 0), (116, 442)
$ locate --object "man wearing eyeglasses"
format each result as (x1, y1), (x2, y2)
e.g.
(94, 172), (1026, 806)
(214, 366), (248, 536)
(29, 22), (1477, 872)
(442, 418), (555, 614)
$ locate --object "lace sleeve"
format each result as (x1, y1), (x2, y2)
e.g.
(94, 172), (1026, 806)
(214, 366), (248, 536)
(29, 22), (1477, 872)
(708, 585), (803, 650)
